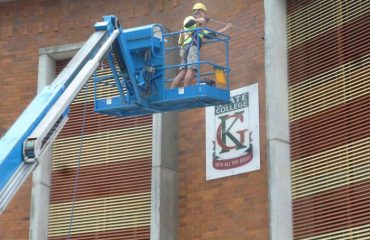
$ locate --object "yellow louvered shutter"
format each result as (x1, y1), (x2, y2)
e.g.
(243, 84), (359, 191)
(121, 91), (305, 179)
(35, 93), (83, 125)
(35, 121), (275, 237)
(287, 1), (370, 239)
(48, 60), (152, 240)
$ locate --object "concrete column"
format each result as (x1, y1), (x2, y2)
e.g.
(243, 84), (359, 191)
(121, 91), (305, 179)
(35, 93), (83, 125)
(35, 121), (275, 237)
(29, 43), (82, 240)
(36, 54), (56, 93)
(264, 0), (293, 240)
(29, 148), (53, 240)
(151, 112), (179, 240)
(29, 53), (56, 240)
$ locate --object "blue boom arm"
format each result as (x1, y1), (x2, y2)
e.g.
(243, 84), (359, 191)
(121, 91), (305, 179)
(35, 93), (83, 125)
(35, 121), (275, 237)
(0, 17), (120, 212)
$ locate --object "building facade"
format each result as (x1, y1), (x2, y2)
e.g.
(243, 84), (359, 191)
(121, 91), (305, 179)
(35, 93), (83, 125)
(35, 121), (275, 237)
(0, 0), (368, 240)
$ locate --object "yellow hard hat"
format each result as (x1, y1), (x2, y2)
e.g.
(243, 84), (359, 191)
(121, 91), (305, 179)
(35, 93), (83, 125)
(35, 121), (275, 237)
(193, 3), (207, 12)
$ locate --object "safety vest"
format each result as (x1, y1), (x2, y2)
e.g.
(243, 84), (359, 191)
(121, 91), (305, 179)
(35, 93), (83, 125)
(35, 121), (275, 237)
(178, 16), (211, 46)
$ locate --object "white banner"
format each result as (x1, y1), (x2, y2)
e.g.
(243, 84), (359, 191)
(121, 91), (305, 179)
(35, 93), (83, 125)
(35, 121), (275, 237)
(206, 84), (260, 180)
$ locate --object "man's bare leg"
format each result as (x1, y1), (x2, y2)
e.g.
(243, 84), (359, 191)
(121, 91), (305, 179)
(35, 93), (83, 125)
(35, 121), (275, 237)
(184, 69), (196, 86)
(170, 69), (186, 88)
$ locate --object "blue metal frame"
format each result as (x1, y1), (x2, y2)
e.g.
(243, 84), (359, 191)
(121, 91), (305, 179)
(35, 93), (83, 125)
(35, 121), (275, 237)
(94, 22), (231, 117)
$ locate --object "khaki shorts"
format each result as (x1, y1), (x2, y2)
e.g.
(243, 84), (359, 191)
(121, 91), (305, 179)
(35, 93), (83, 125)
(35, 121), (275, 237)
(179, 45), (198, 70)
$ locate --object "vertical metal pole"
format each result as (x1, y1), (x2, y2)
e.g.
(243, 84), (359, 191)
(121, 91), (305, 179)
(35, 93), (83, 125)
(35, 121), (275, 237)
(93, 72), (98, 109)
(162, 28), (166, 97)
(196, 29), (201, 89)
(226, 38), (230, 90)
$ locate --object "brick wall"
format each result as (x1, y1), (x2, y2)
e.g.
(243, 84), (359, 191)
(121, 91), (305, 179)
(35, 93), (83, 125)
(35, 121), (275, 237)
(0, 0), (267, 239)
(177, 1), (267, 239)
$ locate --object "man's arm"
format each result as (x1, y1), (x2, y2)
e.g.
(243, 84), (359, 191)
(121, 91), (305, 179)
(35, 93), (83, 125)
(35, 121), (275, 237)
(217, 23), (232, 33)
(184, 17), (208, 28)
(203, 23), (232, 39)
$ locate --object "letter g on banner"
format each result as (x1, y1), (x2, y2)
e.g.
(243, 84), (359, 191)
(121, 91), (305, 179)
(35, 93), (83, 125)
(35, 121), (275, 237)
(216, 111), (248, 154)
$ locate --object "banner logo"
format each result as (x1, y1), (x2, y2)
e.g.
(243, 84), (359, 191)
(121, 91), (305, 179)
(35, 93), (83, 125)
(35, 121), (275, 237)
(206, 84), (260, 180)
(213, 94), (253, 170)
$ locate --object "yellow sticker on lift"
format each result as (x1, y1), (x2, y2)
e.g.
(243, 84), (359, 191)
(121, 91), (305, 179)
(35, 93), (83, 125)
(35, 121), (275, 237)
(215, 68), (226, 85)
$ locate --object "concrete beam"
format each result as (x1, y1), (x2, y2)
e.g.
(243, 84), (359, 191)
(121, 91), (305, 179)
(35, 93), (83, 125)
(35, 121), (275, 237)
(39, 42), (84, 61)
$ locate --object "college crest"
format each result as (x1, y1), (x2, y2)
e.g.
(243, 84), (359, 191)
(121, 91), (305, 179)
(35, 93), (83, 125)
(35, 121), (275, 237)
(206, 84), (260, 180)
